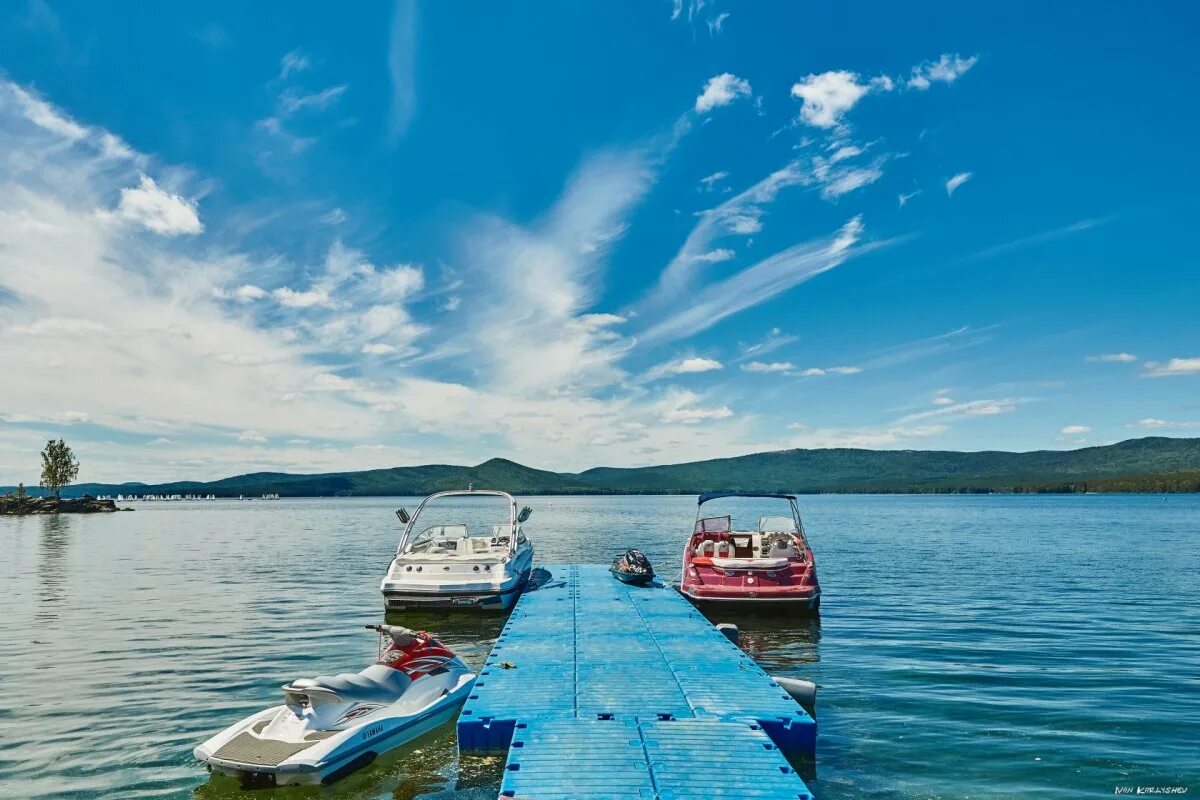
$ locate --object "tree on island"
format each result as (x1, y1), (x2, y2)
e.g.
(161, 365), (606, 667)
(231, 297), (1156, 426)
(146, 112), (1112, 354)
(15, 482), (26, 498)
(40, 439), (80, 499)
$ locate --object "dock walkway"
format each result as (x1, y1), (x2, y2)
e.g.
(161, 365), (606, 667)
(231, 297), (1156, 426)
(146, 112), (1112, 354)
(457, 564), (816, 800)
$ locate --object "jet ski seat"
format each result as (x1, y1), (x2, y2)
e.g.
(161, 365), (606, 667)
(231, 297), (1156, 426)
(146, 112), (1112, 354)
(288, 665), (412, 704)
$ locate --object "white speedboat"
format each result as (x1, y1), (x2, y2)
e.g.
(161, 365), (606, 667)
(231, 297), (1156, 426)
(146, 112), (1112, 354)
(194, 624), (474, 787)
(380, 488), (534, 611)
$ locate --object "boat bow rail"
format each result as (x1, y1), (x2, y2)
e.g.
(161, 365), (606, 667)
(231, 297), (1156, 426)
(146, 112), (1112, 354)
(457, 564), (815, 800)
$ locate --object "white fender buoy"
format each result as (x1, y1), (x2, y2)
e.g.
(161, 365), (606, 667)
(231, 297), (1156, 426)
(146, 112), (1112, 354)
(774, 676), (817, 714)
(716, 622), (739, 645)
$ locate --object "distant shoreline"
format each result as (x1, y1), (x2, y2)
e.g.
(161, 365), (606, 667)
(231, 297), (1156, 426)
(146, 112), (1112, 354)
(3, 437), (1198, 500)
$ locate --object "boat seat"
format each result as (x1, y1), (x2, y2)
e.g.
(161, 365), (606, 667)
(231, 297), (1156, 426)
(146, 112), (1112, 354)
(695, 541), (715, 557)
(288, 665), (411, 704)
(711, 556), (790, 570)
(714, 541), (733, 558)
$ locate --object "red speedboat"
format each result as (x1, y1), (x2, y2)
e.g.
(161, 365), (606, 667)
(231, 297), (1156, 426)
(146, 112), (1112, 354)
(679, 492), (821, 613)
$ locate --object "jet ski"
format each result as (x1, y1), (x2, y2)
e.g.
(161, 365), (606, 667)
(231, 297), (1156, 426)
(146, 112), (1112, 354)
(194, 624), (475, 787)
(610, 548), (655, 586)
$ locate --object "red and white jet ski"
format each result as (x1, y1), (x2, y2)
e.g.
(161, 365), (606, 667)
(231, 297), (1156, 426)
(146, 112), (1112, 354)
(195, 624), (474, 787)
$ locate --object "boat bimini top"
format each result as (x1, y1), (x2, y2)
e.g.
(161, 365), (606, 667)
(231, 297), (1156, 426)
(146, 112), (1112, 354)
(394, 489), (532, 561)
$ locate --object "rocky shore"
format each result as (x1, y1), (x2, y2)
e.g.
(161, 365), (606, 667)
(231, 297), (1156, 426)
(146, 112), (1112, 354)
(0, 495), (130, 515)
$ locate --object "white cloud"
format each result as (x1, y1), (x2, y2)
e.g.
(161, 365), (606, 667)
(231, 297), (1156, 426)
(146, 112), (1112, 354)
(692, 248), (735, 263)
(272, 286), (331, 308)
(1143, 357), (1200, 377)
(146, 437), (173, 446)
(945, 172), (973, 196)
(321, 208), (347, 225)
(279, 49), (311, 79)
(908, 53), (978, 90)
(707, 12), (730, 35)
(1061, 425), (1091, 435)
(112, 175), (203, 236)
(790, 70), (891, 129)
(10, 84), (87, 140)
(1085, 352), (1137, 363)
(642, 215), (874, 344)
(362, 343), (398, 355)
(698, 170), (729, 192)
(649, 161), (813, 306)
(932, 396), (955, 406)
(899, 397), (1023, 423)
(9, 317), (108, 336)
(658, 389), (734, 424)
(898, 190), (920, 208)
(742, 361), (794, 373)
(829, 145), (863, 163)
(279, 85), (347, 114)
(645, 356), (724, 381)
(819, 163), (883, 199)
(217, 353), (268, 366)
(236, 430), (268, 444)
(695, 73), (752, 113)
(739, 328), (798, 361)
(374, 264), (424, 299)
(966, 218), (1113, 263)
(387, 0), (417, 142)
(799, 366), (861, 377)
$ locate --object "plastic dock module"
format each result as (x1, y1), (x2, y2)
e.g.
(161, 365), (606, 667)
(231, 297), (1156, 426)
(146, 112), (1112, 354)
(457, 564), (815, 800)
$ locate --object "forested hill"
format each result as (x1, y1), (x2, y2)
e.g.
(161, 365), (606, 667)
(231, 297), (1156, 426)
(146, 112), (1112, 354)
(8, 437), (1200, 498)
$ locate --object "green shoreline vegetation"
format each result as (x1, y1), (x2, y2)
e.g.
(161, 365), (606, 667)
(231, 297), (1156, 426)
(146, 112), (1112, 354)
(2, 437), (1198, 500)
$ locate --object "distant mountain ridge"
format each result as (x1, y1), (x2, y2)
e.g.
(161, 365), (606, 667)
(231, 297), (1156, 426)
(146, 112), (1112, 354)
(5, 437), (1199, 498)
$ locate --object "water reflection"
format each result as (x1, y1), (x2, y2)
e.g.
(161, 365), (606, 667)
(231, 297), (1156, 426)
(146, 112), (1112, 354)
(36, 513), (72, 622)
(698, 607), (822, 672)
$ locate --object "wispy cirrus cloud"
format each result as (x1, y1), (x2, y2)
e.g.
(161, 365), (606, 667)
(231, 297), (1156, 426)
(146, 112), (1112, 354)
(387, 0), (418, 142)
(279, 49), (311, 79)
(1085, 352), (1136, 363)
(966, 217), (1114, 263)
(640, 216), (876, 344)
(946, 171), (972, 195)
(279, 85), (347, 114)
(737, 328), (798, 362)
(908, 53), (978, 90)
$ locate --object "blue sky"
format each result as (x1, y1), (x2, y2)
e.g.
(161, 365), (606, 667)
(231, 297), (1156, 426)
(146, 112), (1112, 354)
(0, 1), (1197, 483)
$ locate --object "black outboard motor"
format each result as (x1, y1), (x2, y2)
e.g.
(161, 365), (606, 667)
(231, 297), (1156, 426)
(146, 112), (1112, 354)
(610, 549), (655, 585)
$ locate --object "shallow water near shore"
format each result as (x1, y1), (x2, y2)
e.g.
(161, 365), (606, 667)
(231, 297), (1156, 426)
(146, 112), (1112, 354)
(0, 494), (1197, 799)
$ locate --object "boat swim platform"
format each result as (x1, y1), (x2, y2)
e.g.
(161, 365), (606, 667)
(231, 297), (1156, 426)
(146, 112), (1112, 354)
(457, 564), (816, 800)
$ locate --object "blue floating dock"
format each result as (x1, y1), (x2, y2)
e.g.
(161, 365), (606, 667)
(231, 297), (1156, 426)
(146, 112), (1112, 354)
(457, 564), (816, 800)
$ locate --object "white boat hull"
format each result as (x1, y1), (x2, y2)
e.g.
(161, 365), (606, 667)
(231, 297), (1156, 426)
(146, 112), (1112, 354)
(195, 674), (473, 786)
(381, 548), (533, 612)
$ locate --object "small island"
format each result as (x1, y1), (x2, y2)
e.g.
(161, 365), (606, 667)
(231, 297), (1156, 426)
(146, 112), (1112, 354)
(1, 494), (121, 515)
(1, 438), (131, 516)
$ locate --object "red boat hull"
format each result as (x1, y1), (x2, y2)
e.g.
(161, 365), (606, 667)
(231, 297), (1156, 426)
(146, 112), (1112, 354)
(681, 541), (820, 614)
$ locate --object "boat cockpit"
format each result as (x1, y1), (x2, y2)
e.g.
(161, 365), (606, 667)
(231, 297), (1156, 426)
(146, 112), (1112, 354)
(689, 500), (811, 564)
(402, 523), (529, 560)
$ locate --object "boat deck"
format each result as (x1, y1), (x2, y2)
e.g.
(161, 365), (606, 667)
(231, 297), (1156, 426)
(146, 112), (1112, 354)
(457, 564), (816, 800)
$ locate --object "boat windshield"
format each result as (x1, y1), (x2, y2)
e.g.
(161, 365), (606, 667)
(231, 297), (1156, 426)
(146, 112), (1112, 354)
(695, 496), (803, 537)
(400, 493), (516, 555)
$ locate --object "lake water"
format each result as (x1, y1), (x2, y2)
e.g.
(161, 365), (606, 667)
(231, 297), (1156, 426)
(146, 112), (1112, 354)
(0, 494), (1197, 799)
